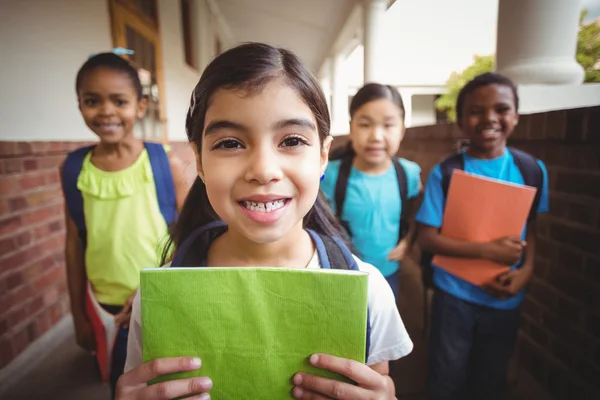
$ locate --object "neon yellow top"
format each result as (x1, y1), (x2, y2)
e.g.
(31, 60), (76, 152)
(78, 149), (169, 305)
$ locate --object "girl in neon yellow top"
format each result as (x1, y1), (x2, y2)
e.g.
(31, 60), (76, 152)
(61, 52), (188, 397)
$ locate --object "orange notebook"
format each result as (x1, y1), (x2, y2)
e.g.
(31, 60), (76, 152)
(432, 170), (537, 285)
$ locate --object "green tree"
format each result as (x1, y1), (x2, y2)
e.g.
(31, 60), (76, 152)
(436, 10), (600, 121)
(577, 10), (600, 83)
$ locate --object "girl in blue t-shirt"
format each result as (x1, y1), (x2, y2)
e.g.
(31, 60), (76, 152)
(321, 84), (422, 299)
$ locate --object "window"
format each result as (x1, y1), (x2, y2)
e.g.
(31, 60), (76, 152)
(181, 0), (197, 69)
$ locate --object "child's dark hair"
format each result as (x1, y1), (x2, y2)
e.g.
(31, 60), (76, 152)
(350, 83), (405, 121)
(163, 42), (345, 262)
(75, 53), (143, 99)
(331, 83), (405, 160)
(456, 72), (519, 121)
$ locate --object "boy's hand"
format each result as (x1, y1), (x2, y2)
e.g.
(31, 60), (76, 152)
(116, 357), (211, 400)
(482, 268), (532, 299)
(482, 236), (525, 265)
(387, 240), (408, 261)
(292, 354), (395, 399)
(115, 291), (137, 329)
(74, 317), (96, 354)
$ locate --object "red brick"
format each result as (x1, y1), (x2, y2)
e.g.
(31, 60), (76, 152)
(0, 142), (16, 157)
(0, 177), (16, 196)
(37, 155), (62, 170)
(19, 174), (47, 190)
(35, 311), (51, 336)
(49, 220), (63, 232)
(0, 250), (28, 274)
(16, 231), (32, 247)
(0, 237), (16, 254)
(22, 206), (54, 225)
(7, 307), (28, 328)
(31, 142), (50, 155)
(566, 108), (588, 142)
(6, 271), (23, 289)
(0, 216), (21, 236)
(25, 188), (62, 207)
(3, 159), (23, 174)
(45, 171), (59, 185)
(49, 302), (62, 324)
(16, 142), (32, 157)
(23, 159), (38, 171)
(4, 284), (35, 311)
(8, 196), (27, 212)
(0, 318), (8, 337)
(22, 260), (46, 282)
(25, 295), (44, 316)
(42, 286), (59, 306)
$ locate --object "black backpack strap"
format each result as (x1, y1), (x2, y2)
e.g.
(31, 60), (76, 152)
(170, 220), (228, 267)
(509, 148), (543, 222)
(440, 152), (465, 198)
(308, 230), (371, 362)
(393, 158), (409, 241)
(334, 155), (354, 235)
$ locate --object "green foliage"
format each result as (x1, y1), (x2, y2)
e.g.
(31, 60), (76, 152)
(436, 10), (600, 121)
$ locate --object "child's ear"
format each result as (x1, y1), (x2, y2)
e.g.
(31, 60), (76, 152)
(190, 142), (205, 182)
(136, 97), (149, 119)
(320, 135), (333, 175)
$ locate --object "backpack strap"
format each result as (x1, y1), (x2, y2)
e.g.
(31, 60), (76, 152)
(170, 220), (228, 267)
(393, 158), (409, 241)
(440, 151), (465, 198)
(508, 148), (543, 222)
(309, 230), (371, 363)
(334, 155), (354, 235)
(145, 142), (178, 225)
(61, 145), (95, 247)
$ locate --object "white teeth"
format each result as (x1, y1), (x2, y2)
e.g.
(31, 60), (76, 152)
(243, 200), (285, 212)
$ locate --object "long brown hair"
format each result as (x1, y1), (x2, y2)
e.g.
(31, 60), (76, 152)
(163, 42), (344, 262)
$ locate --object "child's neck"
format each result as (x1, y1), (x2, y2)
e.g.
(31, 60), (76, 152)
(207, 224), (314, 268)
(353, 156), (392, 175)
(95, 135), (141, 156)
(466, 144), (507, 160)
(91, 136), (144, 172)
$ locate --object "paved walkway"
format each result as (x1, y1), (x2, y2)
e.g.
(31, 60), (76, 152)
(2, 259), (548, 400)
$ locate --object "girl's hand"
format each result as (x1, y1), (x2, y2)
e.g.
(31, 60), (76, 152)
(73, 316), (96, 354)
(115, 291), (137, 329)
(482, 236), (525, 265)
(482, 268), (532, 299)
(292, 354), (395, 400)
(387, 240), (408, 261)
(116, 357), (212, 400)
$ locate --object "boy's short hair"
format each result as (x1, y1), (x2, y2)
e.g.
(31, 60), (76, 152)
(456, 72), (519, 121)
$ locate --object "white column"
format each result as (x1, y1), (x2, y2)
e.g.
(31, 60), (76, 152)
(496, 0), (585, 85)
(362, 0), (387, 83)
(319, 59), (332, 114)
(330, 52), (349, 135)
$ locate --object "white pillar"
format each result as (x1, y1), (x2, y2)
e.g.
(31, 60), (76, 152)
(330, 52), (349, 135)
(319, 59), (332, 114)
(362, 0), (387, 83)
(496, 0), (585, 85)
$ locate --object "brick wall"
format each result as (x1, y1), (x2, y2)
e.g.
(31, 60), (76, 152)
(0, 142), (95, 369)
(390, 106), (599, 399)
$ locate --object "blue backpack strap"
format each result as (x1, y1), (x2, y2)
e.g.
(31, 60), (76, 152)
(145, 142), (177, 225)
(307, 230), (371, 362)
(61, 145), (95, 247)
(508, 147), (543, 222)
(170, 220), (228, 267)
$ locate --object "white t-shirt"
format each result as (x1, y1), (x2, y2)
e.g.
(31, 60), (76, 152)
(124, 252), (413, 372)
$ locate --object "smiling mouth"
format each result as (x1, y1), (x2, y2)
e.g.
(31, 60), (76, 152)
(95, 122), (123, 130)
(240, 199), (290, 213)
(480, 128), (501, 139)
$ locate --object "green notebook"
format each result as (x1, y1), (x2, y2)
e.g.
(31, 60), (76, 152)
(141, 267), (368, 399)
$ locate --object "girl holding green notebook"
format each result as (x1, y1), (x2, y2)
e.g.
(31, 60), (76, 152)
(116, 43), (413, 400)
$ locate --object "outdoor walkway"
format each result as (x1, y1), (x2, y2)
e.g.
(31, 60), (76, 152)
(2, 259), (548, 400)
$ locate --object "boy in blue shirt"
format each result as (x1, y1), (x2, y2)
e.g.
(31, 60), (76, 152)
(416, 73), (549, 400)
(321, 83), (421, 299)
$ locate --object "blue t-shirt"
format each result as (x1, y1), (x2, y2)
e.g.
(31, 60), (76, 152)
(321, 158), (421, 277)
(415, 150), (549, 310)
